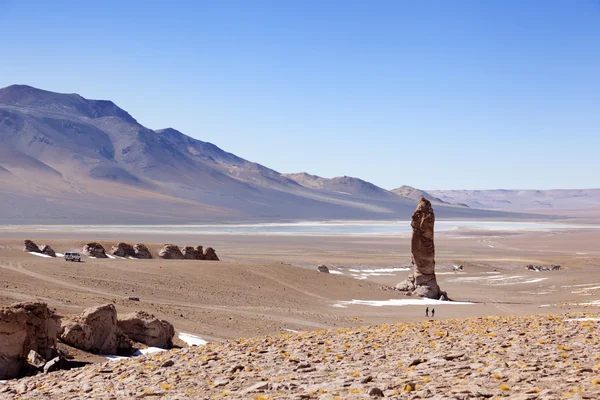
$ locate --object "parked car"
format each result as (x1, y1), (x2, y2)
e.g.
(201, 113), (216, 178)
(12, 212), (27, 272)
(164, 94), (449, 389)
(64, 252), (81, 262)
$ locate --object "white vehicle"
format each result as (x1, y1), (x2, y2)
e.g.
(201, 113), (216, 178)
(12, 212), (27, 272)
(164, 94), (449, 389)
(64, 252), (81, 262)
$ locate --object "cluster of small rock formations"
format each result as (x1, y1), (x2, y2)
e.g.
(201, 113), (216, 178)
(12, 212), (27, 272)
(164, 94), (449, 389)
(158, 244), (219, 260)
(396, 198), (448, 300)
(0, 302), (174, 380)
(3, 313), (599, 399)
(527, 264), (562, 272)
(23, 240), (219, 261)
(23, 240), (56, 257)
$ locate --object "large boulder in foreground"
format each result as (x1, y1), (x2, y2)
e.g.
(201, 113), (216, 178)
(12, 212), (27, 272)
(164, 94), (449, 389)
(82, 242), (107, 258)
(117, 311), (174, 349)
(0, 302), (60, 379)
(110, 242), (136, 258)
(23, 240), (40, 253)
(59, 304), (131, 355)
(158, 244), (184, 259)
(203, 247), (219, 261)
(40, 245), (56, 257)
(396, 198), (443, 299)
(133, 243), (152, 259)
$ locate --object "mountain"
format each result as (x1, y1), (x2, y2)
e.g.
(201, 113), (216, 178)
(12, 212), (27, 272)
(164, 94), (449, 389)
(0, 85), (533, 223)
(428, 189), (600, 213)
(390, 185), (462, 206)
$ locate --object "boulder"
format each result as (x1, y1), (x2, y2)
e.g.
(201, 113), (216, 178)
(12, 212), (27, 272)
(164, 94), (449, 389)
(396, 198), (442, 299)
(194, 246), (206, 260)
(158, 244), (184, 259)
(182, 246), (197, 259)
(117, 311), (174, 349)
(110, 242), (136, 258)
(0, 302), (60, 379)
(203, 247), (219, 261)
(58, 304), (131, 355)
(133, 243), (152, 259)
(82, 242), (107, 258)
(23, 240), (40, 253)
(317, 264), (330, 273)
(39, 245), (56, 257)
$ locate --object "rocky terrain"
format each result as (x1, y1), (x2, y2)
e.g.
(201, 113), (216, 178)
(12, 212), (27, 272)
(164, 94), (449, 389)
(2, 313), (600, 399)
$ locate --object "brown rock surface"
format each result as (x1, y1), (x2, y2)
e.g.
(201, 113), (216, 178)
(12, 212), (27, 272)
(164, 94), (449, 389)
(396, 198), (442, 299)
(117, 311), (174, 349)
(158, 244), (184, 259)
(203, 247), (219, 261)
(82, 242), (107, 258)
(22, 240), (40, 253)
(110, 242), (135, 258)
(194, 245), (205, 260)
(0, 302), (60, 379)
(181, 246), (197, 260)
(133, 243), (152, 259)
(3, 313), (600, 398)
(58, 304), (130, 355)
(39, 245), (56, 257)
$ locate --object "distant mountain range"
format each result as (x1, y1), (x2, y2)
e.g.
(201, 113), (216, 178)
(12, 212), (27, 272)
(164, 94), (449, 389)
(0, 85), (594, 224)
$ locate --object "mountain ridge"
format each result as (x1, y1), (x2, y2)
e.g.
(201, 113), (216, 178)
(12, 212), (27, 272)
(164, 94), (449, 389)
(0, 84), (550, 223)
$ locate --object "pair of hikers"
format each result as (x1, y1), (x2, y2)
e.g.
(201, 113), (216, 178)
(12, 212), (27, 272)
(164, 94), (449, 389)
(425, 307), (435, 318)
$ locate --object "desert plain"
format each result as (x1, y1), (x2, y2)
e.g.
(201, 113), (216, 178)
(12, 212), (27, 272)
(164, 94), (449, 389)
(1, 223), (600, 399)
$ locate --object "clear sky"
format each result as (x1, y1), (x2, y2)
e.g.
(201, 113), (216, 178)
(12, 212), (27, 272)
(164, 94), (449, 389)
(1, 0), (599, 190)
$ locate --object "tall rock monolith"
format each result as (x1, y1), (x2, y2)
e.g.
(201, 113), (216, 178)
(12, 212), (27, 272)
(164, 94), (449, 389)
(396, 198), (444, 299)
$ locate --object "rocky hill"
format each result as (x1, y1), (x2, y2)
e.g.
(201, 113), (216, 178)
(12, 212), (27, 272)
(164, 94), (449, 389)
(390, 185), (458, 206)
(2, 313), (599, 399)
(0, 84), (516, 224)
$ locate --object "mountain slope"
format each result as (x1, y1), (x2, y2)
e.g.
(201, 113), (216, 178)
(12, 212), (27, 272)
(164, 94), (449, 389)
(390, 185), (463, 206)
(0, 85), (530, 223)
(428, 189), (600, 212)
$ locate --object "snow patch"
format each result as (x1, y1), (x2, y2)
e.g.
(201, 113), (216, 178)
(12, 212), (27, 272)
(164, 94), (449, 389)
(134, 347), (166, 356)
(332, 298), (474, 308)
(179, 332), (207, 346)
(55, 253), (64, 257)
(329, 270), (344, 275)
(29, 252), (52, 258)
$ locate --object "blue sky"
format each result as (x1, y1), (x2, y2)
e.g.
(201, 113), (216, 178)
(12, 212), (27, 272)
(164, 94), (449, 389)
(1, 0), (599, 190)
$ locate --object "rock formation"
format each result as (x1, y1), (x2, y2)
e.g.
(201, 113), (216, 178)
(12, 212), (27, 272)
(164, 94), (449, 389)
(0, 302), (60, 379)
(133, 243), (152, 259)
(110, 242), (136, 258)
(182, 246), (197, 259)
(39, 245), (56, 257)
(82, 242), (107, 258)
(158, 244), (184, 259)
(117, 311), (175, 349)
(317, 264), (330, 273)
(23, 240), (40, 253)
(58, 304), (131, 355)
(194, 246), (206, 260)
(396, 198), (443, 299)
(203, 247), (219, 261)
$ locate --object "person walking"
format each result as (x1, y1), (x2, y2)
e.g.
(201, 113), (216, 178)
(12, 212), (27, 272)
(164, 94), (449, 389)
(431, 308), (435, 317)
(425, 307), (429, 317)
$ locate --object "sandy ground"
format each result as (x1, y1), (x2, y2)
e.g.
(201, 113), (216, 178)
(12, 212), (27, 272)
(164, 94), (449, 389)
(1, 227), (599, 349)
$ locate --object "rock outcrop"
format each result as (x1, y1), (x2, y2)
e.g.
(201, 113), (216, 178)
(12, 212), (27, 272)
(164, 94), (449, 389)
(194, 246), (205, 260)
(0, 302), (60, 379)
(23, 240), (40, 253)
(133, 243), (152, 259)
(182, 246), (197, 259)
(82, 242), (107, 258)
(317, 264), (330, 273)
(39, 245), (56, 257)
(203, 247), (219, 261)
(58, 304), (131, 355)
(158, 244), (184, 259)
(396, 198), (443, 299)
(117, 311), (175, 349)
(110, 242), (136, 258)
